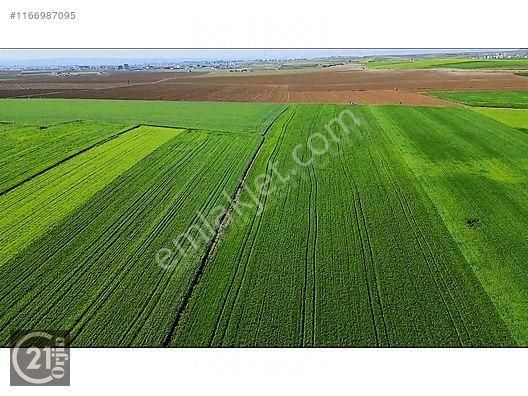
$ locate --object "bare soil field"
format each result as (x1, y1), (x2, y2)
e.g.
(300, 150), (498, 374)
(1, 68), (527, 105)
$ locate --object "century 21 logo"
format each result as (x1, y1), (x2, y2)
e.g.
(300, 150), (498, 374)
(10, 331), (70, 386)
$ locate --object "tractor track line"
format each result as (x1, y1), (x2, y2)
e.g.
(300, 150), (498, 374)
(122, 140), (243, 345)
(214, 107), (294, 344)
(205, 121), (285, 345)
(67, 140), (214, 344)
(161, 106), (291, 347)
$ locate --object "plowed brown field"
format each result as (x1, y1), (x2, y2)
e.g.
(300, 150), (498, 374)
(1, 68), (527, 105)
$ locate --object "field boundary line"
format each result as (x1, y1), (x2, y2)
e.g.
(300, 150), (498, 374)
(210, 106), (294, 345)
(259, 106), (290, 137)
(0, 124), (141, 197)
(1, 122), (234, 198)
(140, 123), (251, 136)
(161, 106), (290, 347)
(161, 135), (265, 346)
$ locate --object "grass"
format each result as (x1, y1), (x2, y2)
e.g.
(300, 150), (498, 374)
(372, 106), (528, 344)
(0, 120), (132, 194)
(0, 125), (182, 266)
(516, 72), (528, 77)
(170, 105), (513, 347)
(427, 91), (528, 109)
(368, 58), (528, 70)
(368, 58), (472, 69)
(474, 108), (528, 131)
(0, 129), (261, 346)
(0, 99), (287, 134)
(1, 101), (526, 347)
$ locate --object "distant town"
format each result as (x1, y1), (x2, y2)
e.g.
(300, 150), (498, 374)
(1, 50), (527, 73)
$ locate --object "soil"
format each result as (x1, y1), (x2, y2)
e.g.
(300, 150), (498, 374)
(1, 68), (527, 105)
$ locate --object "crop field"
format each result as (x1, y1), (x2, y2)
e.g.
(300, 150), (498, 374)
(371, 106), (528, 344)
(428, 91), (528, 109)
(0, 99), (286, 133)
(369, 58), (528, 70)
(474, 108), (528, 131)
(169, 105), (517, 347)
(0, 125), (183, 266)
(0, 127), (262, 346)
(0, 120), (133, 194)
(0, 98), (527, 347)
(368, 58), (473, 69)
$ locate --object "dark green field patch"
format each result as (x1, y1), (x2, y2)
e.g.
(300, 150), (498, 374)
(169, 105), (513, 347)
(372, 106), (528, 344)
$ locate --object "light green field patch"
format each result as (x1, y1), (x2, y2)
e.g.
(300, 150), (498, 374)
(479, 160), (524, 183)
(0, 121), (133, 193)
(420, 157), (526, 184)
(428, 91), (528, 109)
(474, 108), (528, 131)
(0, 126), (182, 265)
(369, 58), (528, 70)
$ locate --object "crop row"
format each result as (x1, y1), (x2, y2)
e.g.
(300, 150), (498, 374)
(0, 129), (261, 346)
(0, 125), (182, 266)
(0, 120), (133, 193)
(371, 105), (528, 344)
(170, 105), (513, 347)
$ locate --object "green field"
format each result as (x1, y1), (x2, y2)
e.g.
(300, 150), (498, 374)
(516, 72), (528, 77)
(170, 105), (513, 347)
(372, 106), (528, 344)
(428, 91), (528, 109)
(0, 121), (133, 194)
(368, 58), (472, 69)
(1, 99), (527, 347)
(0, 125), (182, 266)
(475, 108), (528, 131)
(368, 58), (528, 70)
(0, 99), (286, 134)
(0, 129), (261, 346)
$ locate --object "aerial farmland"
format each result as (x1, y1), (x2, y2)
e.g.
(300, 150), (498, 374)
(1, 50), (528, 347)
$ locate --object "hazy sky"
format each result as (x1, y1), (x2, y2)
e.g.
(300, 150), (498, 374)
(0, 49), (500, 66)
